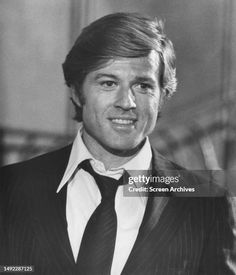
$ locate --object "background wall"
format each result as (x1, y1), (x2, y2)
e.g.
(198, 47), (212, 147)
(0, 0), (235, 171)
(0, 0), (71, 133)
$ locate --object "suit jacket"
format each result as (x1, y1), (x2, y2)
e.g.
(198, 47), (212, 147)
(0, 145), (236, 275)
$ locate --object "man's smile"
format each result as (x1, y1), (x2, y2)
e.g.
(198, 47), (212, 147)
(108, 117), (138, 131)
(109, 116), (137, 124)
(111, 118), (134, 125)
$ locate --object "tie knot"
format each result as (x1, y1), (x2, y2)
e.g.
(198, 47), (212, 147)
(80, 160), (123, 200)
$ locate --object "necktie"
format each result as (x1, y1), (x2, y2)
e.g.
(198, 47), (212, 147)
(76, 160), (124, 275)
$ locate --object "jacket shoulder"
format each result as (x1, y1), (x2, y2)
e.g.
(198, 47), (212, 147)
(151, 147), (227, 196)
(1, 145), (72, 175)
(151, 146), (186, 171)
(0, 145), (72, 192)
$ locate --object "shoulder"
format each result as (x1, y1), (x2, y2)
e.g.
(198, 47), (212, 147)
(1, 145), (72, 176)
(151, 146), (227, 197)
(0, 144), (72, 194)
(151, 146), (185, 171)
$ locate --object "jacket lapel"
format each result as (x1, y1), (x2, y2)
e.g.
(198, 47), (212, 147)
(121, 148), (194, 274)
(30, 145), (76, 273)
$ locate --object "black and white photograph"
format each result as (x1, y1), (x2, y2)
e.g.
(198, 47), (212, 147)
(0, 0), (236, 274)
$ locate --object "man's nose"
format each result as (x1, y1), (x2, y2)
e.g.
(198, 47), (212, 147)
(114, 87), (136, 110)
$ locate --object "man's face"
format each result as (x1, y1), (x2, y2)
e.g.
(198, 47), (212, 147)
(79, 51), (161, 155)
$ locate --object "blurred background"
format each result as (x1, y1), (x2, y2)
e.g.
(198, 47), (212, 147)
(0, 0), (235, 171)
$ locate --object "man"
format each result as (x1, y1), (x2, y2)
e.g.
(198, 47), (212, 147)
(0, 12), (236, 275)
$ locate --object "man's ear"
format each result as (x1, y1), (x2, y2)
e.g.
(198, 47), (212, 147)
(71, 85), (82, 108)
(70, 85), (84, 122)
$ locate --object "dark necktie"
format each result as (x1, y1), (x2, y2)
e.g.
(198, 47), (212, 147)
(76, 160), (124, 275)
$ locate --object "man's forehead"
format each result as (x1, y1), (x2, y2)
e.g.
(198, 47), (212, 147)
(89, 51), (161, 78)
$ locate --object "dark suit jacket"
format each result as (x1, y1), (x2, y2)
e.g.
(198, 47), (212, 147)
(0, 145), (236, 275)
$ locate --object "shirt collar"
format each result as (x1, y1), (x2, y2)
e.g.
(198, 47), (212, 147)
(57, 123), (152, 193)
(57, 124), (93, 192)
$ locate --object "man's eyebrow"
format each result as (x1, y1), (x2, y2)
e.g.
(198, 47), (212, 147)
(94, 74), (157, 85)
(133, 76), (157, 85)
(94, 73), (119, 80)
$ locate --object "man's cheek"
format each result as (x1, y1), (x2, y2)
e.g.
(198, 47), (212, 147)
(149, 102), (159, 119)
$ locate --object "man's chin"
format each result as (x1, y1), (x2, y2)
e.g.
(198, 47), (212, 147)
(102, 139), (146, 157)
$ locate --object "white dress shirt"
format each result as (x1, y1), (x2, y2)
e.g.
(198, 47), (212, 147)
(57, 124), (152, 275)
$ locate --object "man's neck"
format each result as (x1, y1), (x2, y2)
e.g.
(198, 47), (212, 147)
(81, 131), (143, 170)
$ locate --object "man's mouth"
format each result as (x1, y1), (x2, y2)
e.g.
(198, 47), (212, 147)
(108, 117), (137, 130)
(111, 118), (135, 125)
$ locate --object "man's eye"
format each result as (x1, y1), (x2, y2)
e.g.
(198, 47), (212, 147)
(134, 83), (153, 92)
(139, 83), (152, 89)
(100, 81), (117, 88)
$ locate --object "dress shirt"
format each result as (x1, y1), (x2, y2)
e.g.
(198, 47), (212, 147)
(57, 124), (152, 275)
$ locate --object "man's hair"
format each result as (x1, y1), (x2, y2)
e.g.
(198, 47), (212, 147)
(62, 12), (177, 122)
